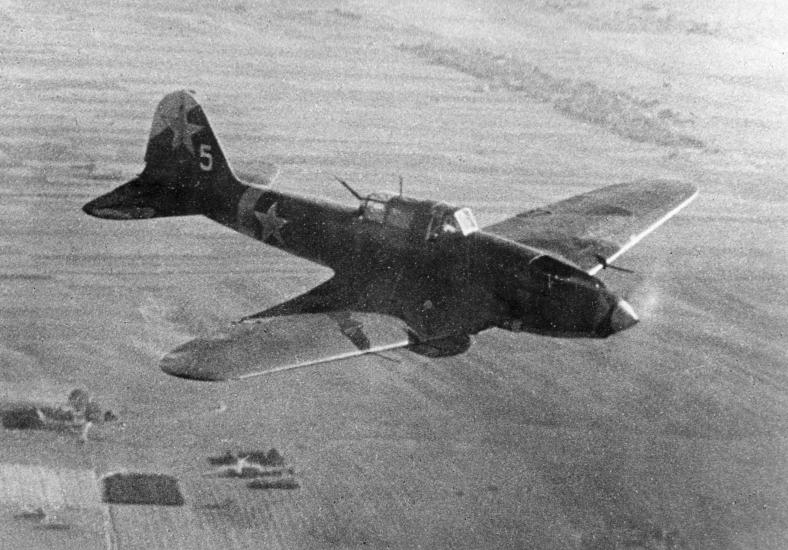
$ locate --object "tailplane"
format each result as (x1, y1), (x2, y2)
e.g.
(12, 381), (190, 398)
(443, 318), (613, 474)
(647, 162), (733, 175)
(83, 90), (239, 219)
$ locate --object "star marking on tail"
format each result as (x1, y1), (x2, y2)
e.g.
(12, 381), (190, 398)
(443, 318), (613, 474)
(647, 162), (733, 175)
(161, 103), (203, 155)
(255, 203), (287, 244)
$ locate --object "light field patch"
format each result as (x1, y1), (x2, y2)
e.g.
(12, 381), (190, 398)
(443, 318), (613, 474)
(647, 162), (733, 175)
(0, 463), (101, 509)
(0, 463), (110, 550)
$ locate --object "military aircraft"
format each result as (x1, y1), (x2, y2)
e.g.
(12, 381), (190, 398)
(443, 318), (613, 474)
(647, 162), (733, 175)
(83, 90), (697, 381)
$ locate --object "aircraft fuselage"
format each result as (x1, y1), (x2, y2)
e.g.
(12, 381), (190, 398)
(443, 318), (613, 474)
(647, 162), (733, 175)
(199, 179), (632, 341)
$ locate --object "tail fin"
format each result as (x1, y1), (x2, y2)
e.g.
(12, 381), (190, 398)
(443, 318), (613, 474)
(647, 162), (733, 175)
(83, 90), (239, 219)
(143, 90), (234, 185)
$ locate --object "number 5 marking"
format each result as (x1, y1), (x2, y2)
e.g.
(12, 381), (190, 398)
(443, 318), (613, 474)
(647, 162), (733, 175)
(199, 144), (213, 171)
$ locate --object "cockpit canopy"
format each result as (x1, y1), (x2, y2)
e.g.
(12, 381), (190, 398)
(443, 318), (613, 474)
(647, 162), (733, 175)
(361, 193), (479, 241)
(439, 206), (479, 237)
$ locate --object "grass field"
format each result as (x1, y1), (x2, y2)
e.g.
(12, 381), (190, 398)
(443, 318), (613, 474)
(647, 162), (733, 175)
(0, 0), (786, 548)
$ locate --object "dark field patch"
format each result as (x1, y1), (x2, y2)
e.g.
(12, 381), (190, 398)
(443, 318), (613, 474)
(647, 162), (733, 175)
(205, 448), (295, 479)
(2, 405), (51, 430)
(101, 473), (184, 506)
(15, 77), (123, 91)
(208, 466), (296, 479)
(199, 498), (236, 510)
(36, 521), (72, 531)
(1, 390), (115, 433)
(402, 42), (705, 149)
(331, 8), (361, 21)
(0, 273), (52, 281)
(208, 448), (285, 467)
(2, 406), (43, 430)
(14, 508), (47, 521)
(247, 477), (300, 490)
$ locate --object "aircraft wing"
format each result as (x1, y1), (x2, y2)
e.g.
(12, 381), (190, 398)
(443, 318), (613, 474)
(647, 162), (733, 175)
(160, 311), (411, 381)
(483, 180), (697, 275)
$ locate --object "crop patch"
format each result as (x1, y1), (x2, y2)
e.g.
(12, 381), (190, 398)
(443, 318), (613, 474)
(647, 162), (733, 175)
(101, 473), (184, 506)
(205, 448), (300, 489)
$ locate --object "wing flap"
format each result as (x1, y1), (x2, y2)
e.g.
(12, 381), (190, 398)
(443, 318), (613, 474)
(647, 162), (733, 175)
(160, 312), (410, 381)
(484, 180), (697, 274)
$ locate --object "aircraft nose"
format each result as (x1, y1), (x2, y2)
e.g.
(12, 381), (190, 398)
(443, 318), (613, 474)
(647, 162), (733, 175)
(610, 299), (639, 334)
(598, 299), (639, 336)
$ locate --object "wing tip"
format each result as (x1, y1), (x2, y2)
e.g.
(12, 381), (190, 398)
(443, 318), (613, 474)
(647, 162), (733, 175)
(630, 177), (697, 198)
(160, 355), (228, 382)
(586, 181), (698, 275)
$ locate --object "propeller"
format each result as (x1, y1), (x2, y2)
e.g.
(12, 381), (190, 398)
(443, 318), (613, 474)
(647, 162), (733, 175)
(594, 254), (635, 274)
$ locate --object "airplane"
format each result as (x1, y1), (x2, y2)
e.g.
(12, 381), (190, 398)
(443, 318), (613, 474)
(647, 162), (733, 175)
(83, 90), (697, 381)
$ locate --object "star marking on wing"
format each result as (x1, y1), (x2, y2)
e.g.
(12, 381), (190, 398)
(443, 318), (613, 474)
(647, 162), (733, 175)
(161, 103), (203, 155)
(254, 203), (288, 245)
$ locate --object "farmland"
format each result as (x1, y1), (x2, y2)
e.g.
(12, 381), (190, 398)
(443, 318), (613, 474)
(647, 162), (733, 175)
(1, 0), (786, 548)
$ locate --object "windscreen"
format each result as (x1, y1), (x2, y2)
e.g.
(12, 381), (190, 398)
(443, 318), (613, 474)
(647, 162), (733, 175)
(453, 207), (479, 236)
